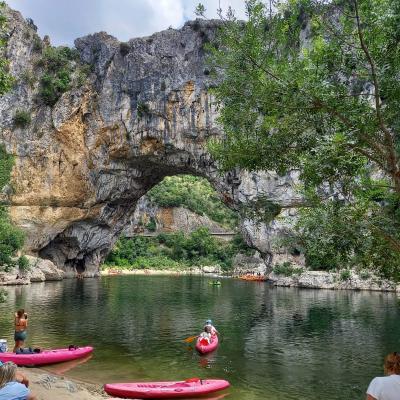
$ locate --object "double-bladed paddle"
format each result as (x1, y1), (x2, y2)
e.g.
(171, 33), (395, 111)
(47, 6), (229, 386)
(183, 335), (198, 343)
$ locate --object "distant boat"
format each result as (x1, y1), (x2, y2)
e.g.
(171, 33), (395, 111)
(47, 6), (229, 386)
(238, 274), (267, 282)
(108, 269), (123, 275)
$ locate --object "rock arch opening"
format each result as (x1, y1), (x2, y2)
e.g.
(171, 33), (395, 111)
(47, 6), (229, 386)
(0, 9), (301, 276)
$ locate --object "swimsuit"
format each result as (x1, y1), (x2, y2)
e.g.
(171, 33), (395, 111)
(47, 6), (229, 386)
(14, 330), (27, 341)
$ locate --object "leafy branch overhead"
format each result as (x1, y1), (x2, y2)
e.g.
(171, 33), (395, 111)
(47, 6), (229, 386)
(205, 0), (400, 280)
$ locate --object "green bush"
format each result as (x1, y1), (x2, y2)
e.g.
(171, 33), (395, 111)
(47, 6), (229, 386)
(273, 261), (303, 277)
(105, 228), (252, 271)
(0, 207), (25, 271)
(17, 255), (29, 271)
(148, 175), (238, 228)
(359, 270), (371, 281)
(340, 270), (351, 281)
(146, 217), (157, 232)
(137, 102), (150, 118)
(38, 46), (79, 106)
(13, 110), (31, 128)
(119, 42), (130, 56)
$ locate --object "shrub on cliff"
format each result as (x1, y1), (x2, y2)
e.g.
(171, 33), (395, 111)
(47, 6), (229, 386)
(38, 46), (79, 106)
(0, 207), (25, 272)
(13, 110), (31, 128)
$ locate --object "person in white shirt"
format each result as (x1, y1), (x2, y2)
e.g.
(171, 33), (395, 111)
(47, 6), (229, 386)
(204, 320), (219, 336)
(366, 352), (400, 400)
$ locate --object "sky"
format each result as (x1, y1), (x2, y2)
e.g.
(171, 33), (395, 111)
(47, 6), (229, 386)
(7, 0), (247, 46)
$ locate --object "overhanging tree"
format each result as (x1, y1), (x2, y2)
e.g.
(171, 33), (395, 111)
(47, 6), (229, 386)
(201, 0), (400, 279)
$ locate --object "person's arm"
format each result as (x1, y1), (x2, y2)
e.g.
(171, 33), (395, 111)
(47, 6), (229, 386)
(15, 371), (29, 387)
(27, 394), (37, 400)
(367, 395), (377, 400)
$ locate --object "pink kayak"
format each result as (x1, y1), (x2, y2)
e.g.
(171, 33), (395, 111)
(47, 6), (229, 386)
(104, 378), (230, 399)
(196, 334), (218, 354)
(0, 346), (93, 366)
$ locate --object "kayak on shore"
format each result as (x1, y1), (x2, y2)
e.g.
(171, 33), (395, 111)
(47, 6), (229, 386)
(104, 378), (230, 399)
(196, 334), (219, 354)
(238, 274), (267, 282)
(0, 346), (93, 366)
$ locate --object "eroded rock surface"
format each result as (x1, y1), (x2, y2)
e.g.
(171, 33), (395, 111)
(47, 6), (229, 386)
(0, 6), (300, 276)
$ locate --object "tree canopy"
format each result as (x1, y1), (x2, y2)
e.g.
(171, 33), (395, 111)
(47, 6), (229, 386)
(202, 0), (400, 279)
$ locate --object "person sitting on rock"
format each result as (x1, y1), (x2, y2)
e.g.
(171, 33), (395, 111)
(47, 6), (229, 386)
(0, 361), (37, 400)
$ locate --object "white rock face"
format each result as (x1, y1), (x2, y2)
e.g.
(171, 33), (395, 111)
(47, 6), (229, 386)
(269, 270), (398, 292)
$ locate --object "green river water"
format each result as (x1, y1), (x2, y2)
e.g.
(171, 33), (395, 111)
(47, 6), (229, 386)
(0, 275), (399, 399)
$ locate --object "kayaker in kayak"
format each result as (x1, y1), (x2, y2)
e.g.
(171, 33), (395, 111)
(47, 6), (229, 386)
(198, 326), (212, 345)
(13, 310), (28, 353)
(0, 361), (37, 400)
(205, 320), (219, 336)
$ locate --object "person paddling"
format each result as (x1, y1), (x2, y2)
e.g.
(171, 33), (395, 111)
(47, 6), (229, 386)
(204, 320), (219, 336)
(13, 309), (28, 353)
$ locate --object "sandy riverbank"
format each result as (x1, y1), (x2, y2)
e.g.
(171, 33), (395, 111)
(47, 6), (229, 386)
(20, 368), (113, 400)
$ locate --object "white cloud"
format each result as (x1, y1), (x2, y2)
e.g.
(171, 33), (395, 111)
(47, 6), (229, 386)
(6, 0), (248, 46)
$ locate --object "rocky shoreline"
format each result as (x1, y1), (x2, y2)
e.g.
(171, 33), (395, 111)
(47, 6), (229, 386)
(2, 259), (399, 293)
(0, 256), (64, 286)
(268, 270), (400, 293)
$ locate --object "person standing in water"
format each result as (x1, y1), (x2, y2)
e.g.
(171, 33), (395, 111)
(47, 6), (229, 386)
(366, 352), (400, 400)
(13, 309), (28, 353)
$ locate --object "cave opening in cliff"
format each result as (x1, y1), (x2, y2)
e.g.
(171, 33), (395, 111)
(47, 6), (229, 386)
(102, 173), (244, 274)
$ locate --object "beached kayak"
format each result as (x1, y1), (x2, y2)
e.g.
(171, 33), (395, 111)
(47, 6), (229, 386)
(0, 346), (93, 366)
(104, 378), (230, 399)
(196, 334), (219, 354)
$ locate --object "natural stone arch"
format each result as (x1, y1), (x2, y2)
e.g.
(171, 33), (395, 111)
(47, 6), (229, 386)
(1, 7), (302, 276)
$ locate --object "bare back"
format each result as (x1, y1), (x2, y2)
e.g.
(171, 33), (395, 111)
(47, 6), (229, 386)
(15, 316), (27, 332)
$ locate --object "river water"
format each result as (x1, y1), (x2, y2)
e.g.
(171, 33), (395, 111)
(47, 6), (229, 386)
(0, 275), (399, 400)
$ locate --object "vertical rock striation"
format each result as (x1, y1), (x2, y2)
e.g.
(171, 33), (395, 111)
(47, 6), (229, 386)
(0, 6), (302, 276)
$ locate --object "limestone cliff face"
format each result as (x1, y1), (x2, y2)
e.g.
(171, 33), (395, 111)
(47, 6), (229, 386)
(122, 196), (234, 236)
(0, 6), (302, 276)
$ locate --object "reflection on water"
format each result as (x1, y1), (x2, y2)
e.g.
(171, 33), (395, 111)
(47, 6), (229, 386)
(0, 276), (399, 400)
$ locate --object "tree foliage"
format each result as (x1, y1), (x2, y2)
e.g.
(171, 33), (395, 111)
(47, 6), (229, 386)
(105, 229), (252, 271)
(205, 0), (400, 279)
(147, 175), (238, 228)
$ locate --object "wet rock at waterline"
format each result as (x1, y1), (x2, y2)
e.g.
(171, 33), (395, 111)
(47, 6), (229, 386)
(0, 5), (301, 276)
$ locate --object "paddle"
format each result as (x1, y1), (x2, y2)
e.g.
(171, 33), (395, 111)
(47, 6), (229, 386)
(183, 335), (198, 343)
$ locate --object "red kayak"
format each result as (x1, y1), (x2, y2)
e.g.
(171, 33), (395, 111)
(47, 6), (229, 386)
(0, 346), (93, 366)
(196, 334), (218, 354)
(104, 378), (230, 399)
